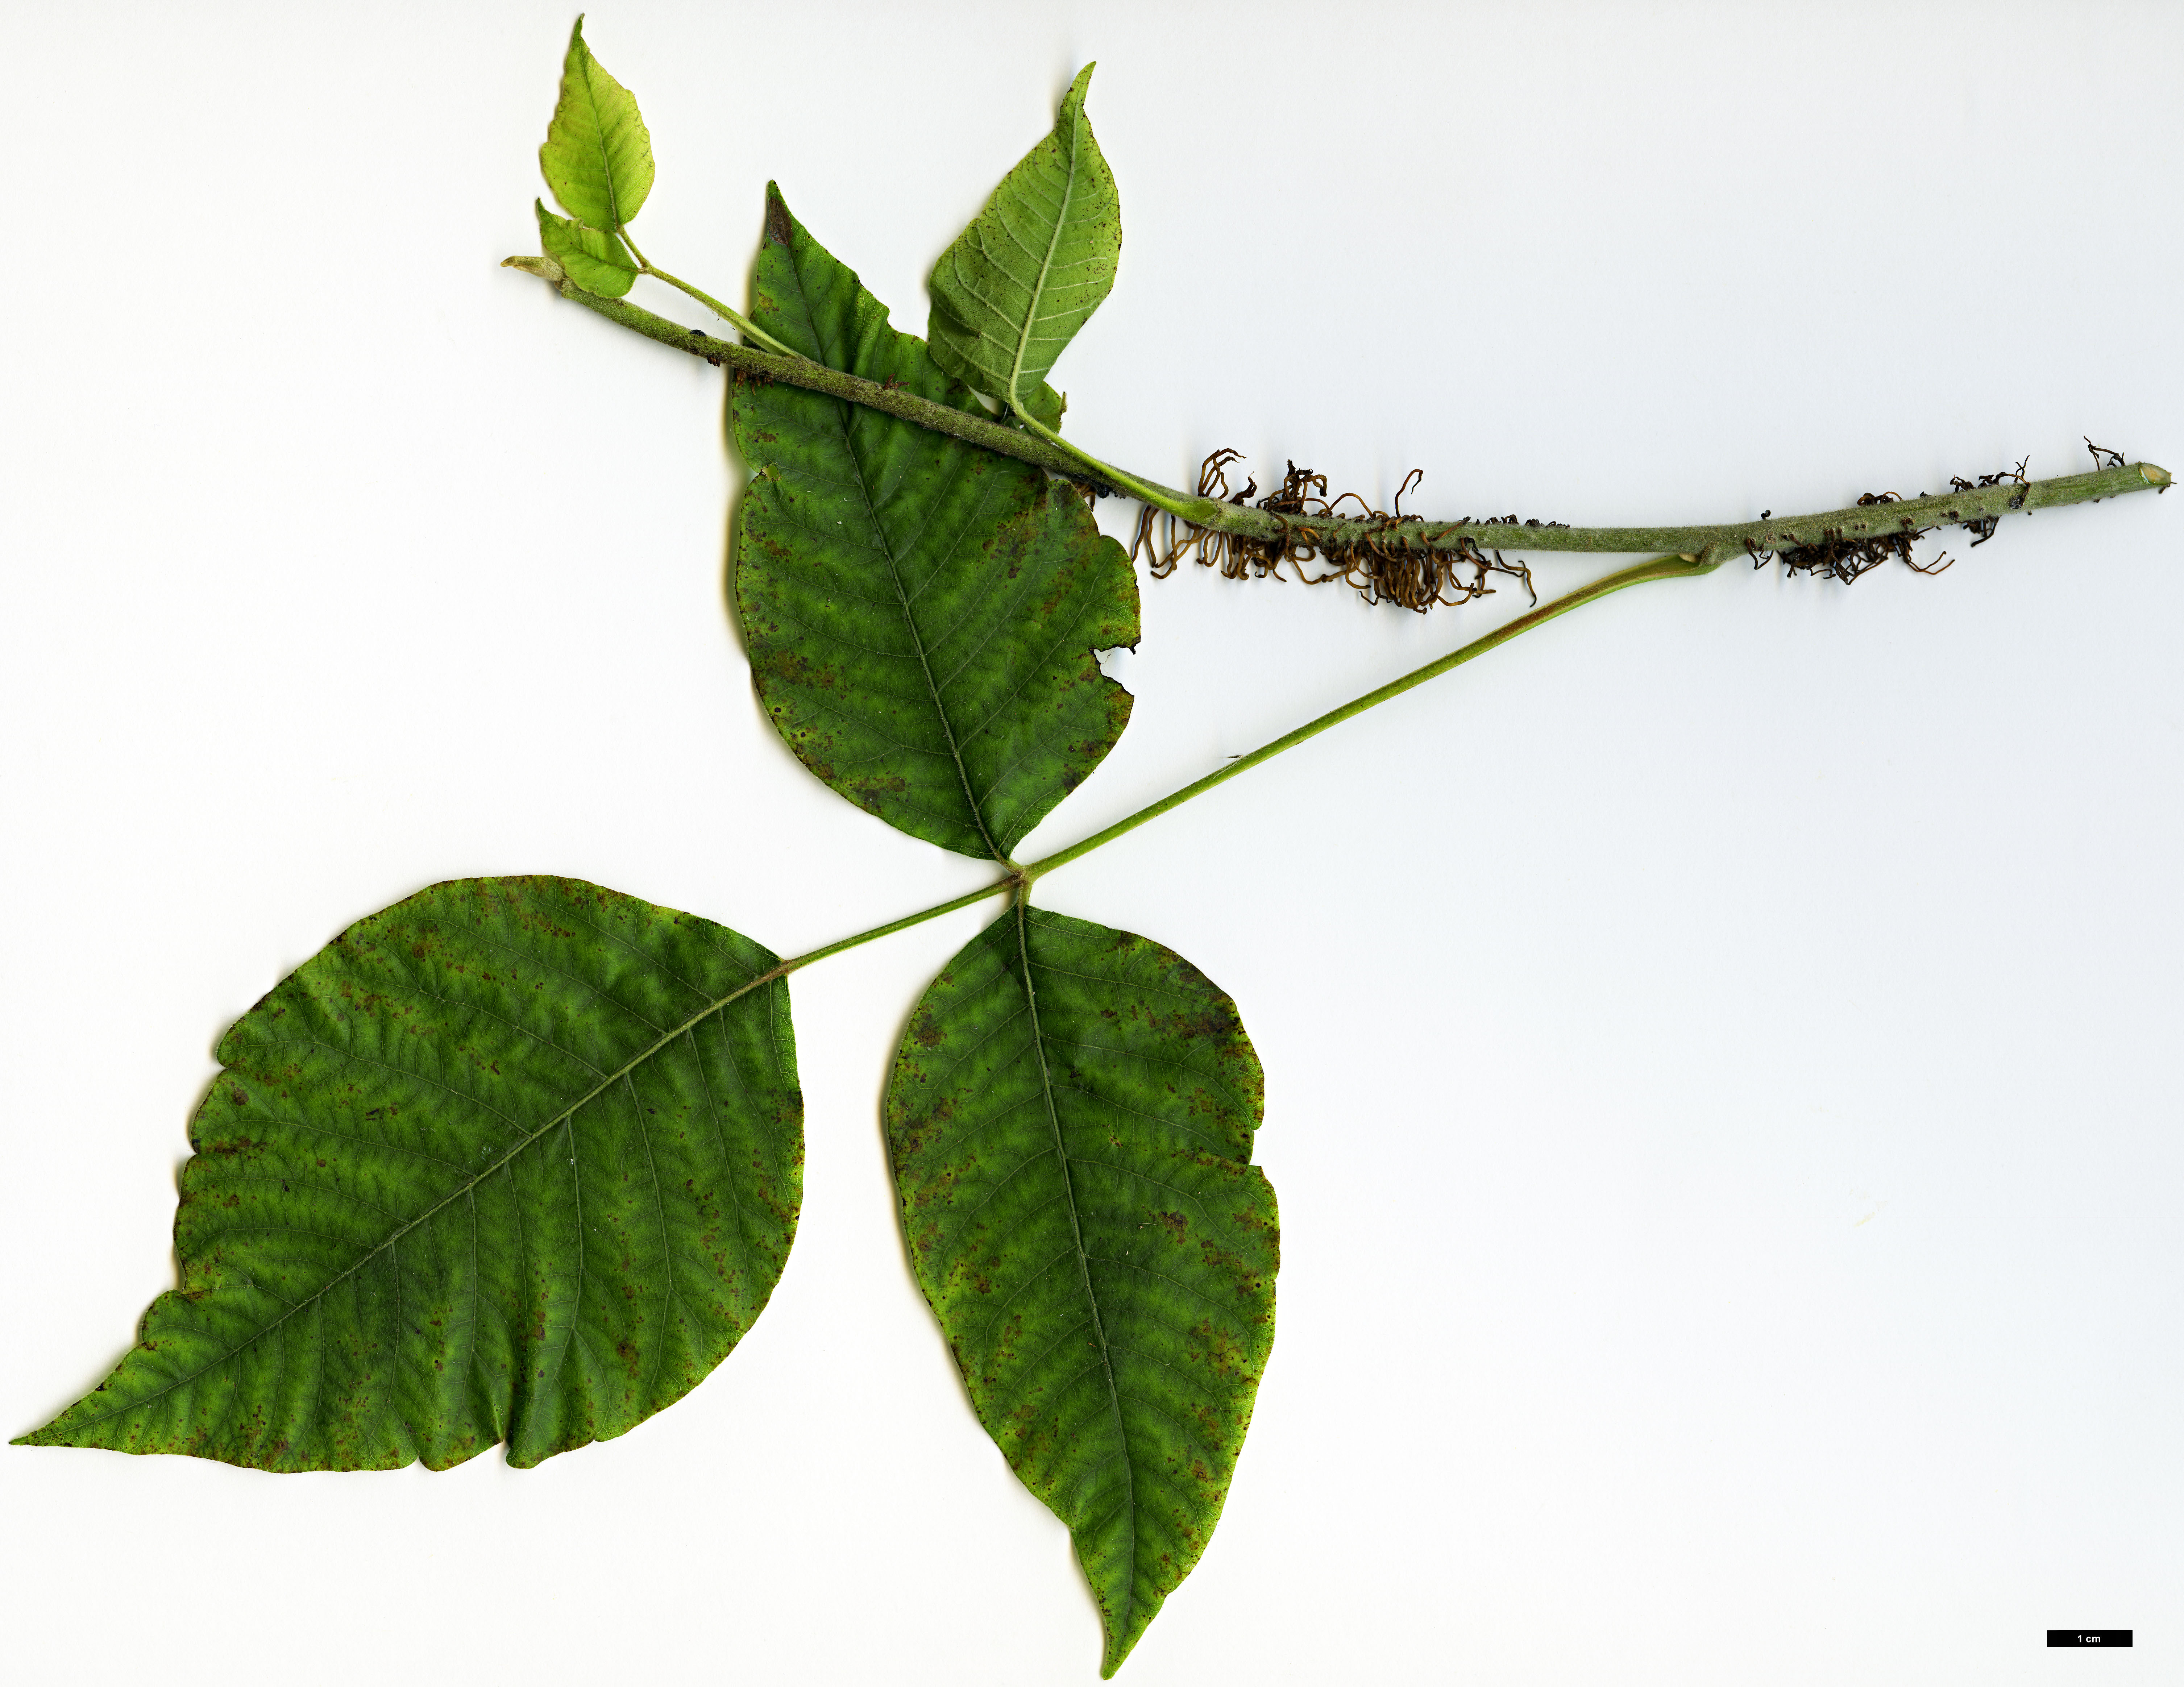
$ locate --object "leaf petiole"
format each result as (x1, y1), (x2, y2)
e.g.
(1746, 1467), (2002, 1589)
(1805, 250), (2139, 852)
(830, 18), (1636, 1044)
(636, 259), (809, 361)
(776, 877), (1020, 973)
(1012, 407), (1223, 524)
(1018, 550), (1719, 883)
(765, 550), (1716, 981)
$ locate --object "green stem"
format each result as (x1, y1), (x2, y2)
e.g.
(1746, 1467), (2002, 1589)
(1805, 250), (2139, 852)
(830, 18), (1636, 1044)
(557, 281), (1151, 486)
(640, 260), (808, 361)
(536, 279), (2170, 559)
(1020, 551), (1719, 883)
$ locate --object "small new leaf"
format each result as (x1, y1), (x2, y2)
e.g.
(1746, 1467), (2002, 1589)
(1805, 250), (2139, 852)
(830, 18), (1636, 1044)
(536, 199), (638, 297)
(539, 14), (655, 236)
(19, 877), (803, 1471)
(887, 906), (1279, 1674)
(929, 65), (1119, 432)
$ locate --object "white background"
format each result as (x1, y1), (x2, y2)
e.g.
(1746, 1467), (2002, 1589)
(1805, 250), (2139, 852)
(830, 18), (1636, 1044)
(4, 3), (2178, 1682)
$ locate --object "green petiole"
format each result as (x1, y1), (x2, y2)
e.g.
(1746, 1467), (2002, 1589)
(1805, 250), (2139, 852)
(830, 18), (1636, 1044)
(634, 259), (808, 363)
(765, 550), (1715, 978)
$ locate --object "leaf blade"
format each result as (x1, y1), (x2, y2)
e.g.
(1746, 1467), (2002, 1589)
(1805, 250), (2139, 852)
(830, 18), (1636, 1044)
(887, 905), (1278, 1674)
(538, 16), (655, 234)
(20, 876), (802, 1471)
(732, 188), (1137, 862)
(928, 65), (1120, 428)
(536, 198), (639, 297)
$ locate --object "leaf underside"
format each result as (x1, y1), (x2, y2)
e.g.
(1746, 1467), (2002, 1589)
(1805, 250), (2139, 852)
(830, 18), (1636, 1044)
(20, 877), (802, 1471)
(539, 16), (654, 234)
(732, 187), (1138, 863)
(928, 64), (1119, 432)
(887, 905), (1279, 1675)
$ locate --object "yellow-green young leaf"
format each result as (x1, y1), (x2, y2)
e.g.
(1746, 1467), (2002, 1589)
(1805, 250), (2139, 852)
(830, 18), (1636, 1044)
(17, 877), (802, 1471)
(733, 188), (1138, 863)
(929, 65), (1118, 432)
(887, 906), (1279, 1675)
(535, 199), (639, 296)
(539, 15), (654, 235)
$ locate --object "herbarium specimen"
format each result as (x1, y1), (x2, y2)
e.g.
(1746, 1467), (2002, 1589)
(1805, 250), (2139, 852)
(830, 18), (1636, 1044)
(17, 18), (2168, 1678)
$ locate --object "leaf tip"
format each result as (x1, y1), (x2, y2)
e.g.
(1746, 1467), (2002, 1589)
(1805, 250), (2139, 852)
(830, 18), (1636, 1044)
(560, 13), (594, 83)
(1099, 1611), (1145, 1679)
(764, 180), (794, 248)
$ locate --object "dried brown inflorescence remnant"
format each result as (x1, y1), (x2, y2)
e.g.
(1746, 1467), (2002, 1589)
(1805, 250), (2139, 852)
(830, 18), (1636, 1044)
(1129, 448), (1539, 613)
(1130, 443), (2135, 602)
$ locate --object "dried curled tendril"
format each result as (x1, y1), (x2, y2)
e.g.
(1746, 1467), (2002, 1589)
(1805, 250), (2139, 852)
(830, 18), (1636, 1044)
(1745, 439), (2140, 583)
(1749, 459), (2033, 582)
(1126, 449), (1540, 614)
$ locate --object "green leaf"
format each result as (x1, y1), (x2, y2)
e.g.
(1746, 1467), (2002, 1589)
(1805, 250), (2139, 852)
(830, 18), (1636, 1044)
(538, 15), (655, 235)
(886, 905), (1279, 1676)
(535, 198), (639, 297)
(732, 187), (1138, 863)
(19, 877), (802, 1471)
(928, 65), (1120, 432)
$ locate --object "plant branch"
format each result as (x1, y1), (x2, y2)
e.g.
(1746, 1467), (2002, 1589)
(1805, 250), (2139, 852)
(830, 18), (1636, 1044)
(532, 269), (2175, 945)
(535, 277), (2170, 559)
(1021, 551), (1719, 883)
(553, 278), (1141, 485)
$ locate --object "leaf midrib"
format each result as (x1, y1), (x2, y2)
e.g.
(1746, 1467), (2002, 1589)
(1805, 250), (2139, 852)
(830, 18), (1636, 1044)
(1006, 102), (1082, 412)
(44, 962), (787, 1435)
(1010, 901), (1135, 1641)
(577, 56), (628, 232)
(775, 230), (1010, 864)
(826, 393), (1007, 863)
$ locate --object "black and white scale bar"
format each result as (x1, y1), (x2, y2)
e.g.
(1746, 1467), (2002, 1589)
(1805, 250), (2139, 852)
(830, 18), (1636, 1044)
(2048, 1631), (2133, 1647)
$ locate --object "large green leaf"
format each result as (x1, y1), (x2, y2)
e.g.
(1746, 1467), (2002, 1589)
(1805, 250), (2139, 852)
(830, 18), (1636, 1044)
(928, 65), (1120, 432)
(732, 187), (1138, 863)
(538, 16), (654, 236)
(886, 905), (1279, 1676)
(18, 877), (801, 1471)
